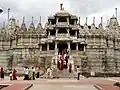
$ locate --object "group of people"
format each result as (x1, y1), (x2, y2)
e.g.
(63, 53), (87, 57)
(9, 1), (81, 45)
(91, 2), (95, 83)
(0, 66), (40, 81)
(57, 49), (70, 70)
(0, 67), (17, 80)
(24, 66), (40, 80)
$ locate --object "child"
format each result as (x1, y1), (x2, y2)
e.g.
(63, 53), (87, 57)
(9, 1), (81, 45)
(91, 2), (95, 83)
(9, 72), (12, 80)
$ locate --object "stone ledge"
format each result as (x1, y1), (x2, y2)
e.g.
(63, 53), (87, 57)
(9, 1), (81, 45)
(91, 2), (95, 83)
(94, 84), (120, 90)
(2, 83), (33, 90)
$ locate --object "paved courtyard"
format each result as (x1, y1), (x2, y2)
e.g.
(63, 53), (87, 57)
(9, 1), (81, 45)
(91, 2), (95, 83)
(0, 76), (119, 90)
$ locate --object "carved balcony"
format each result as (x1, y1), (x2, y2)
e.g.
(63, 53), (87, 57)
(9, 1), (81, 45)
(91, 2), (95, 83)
(56, 22), (69, 27)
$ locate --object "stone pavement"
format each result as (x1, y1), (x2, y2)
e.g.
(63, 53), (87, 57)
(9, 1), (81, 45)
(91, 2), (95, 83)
(0, 76), (120, 90)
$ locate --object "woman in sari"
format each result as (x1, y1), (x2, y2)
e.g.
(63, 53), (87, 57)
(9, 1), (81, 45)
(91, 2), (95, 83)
(13, 69), (17, 80)
(0, 67), (4, 80)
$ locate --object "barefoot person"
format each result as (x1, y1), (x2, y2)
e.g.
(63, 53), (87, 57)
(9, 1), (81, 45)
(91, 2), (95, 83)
(0, 67), (4, 80)
(77, 66), (80, 80)
(36, 67), (40, 78)
(24, 67), (29, 80)
(13, 69), (17, 80)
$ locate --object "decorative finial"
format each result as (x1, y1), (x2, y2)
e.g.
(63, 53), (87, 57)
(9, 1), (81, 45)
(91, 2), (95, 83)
(23, 16), (25, 23)
(86, 17), (88, 25)
(115, 8), (117, 19)
(93, 17), (95, 24)
(32, 16), (34, 23)
(101, 17), (103, 25)
(8, 8), (10, 22)
(107, 19), (109, 25)
(39, 16), (41, 23)
(60, 3), (63, 10)
(79, 17), (80, 24)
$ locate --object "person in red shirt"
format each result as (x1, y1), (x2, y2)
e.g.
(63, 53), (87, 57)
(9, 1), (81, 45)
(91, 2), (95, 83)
(13, 69), (17, 80)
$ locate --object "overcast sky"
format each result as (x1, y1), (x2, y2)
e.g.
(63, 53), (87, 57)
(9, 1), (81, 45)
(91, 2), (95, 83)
(0, 0), (120, 27)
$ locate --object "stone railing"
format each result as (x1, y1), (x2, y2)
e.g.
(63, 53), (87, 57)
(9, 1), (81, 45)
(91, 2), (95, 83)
(71, 50), (86, 56)
(56, 22), (69, 27)
(70, 24), (79, 30)
(40, 50), (55, 56)
(46, 24), (55, 29)
(56, 34), (69, 38)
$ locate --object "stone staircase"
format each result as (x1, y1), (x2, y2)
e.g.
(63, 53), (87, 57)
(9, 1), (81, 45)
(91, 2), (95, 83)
(40, 54), (85, 78)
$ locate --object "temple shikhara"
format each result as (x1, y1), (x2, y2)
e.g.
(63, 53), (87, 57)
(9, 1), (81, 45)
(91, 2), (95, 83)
(0, 4), (120, 76)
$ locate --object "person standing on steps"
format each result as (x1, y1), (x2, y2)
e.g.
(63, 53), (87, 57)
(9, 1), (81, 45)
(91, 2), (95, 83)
(32, 67), (35, 80)
(77, 66), (81, 80)
(13, 68), (17, 80)
(36, 67), (40, 78)
(0, 67), (4, 80)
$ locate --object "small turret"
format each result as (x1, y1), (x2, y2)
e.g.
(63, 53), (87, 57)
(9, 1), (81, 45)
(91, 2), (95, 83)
(91, 17), (96, 29)
(21, 16), (27, 30)
(29, 16), (35, 30)
(98, 17), (103, 28)
(36, 16), (42, 29)
(109, 15), (119, 26)
(8, 16), (16, 29)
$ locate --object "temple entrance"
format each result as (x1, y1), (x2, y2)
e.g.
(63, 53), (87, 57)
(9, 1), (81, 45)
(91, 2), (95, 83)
(57, 42), (68, 54)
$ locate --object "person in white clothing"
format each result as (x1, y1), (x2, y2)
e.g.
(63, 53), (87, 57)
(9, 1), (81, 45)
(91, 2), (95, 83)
(24, 67), (29, 80)
(46, 67), (50, 78)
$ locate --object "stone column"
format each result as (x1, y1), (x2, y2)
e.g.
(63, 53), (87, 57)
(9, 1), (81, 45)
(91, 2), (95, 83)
(67, 17), (69, 25)
(55, 29), (58, 37)
(48, 31), (50, 36)
(74, 20), (76, 25)
(50, 21), (51, 24)
(56, 18), (59, 23)
(55, 42), (58, 65)
(47, 43), (49, 51)
(75, 31), (77, 36)
(67, 28), (70, 37)
(67, 42), (70, 52)
(84, 45), (86, 51)
(40, 45), (42, 51)
(76, 43), (78, 50)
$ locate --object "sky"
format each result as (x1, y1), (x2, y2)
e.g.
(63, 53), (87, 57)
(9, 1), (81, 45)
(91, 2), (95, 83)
(0, 0), (120, 28)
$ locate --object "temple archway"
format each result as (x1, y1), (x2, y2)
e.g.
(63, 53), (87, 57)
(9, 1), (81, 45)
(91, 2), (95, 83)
(57, 42), (68, 54)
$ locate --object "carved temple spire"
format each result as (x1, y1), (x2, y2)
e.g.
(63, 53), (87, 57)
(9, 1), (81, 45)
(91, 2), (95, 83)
(29, 16), (35, 29)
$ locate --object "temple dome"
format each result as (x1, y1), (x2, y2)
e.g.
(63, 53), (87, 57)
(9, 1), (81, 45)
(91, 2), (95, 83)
(55, 9), (70, 16)
(109, 15), (119, 26)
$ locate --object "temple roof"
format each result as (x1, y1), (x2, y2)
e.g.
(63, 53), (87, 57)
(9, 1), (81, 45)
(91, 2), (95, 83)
(55, 9), (70, 16)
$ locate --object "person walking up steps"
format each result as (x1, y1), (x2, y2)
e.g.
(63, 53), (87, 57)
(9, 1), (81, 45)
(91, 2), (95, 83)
(77, 66), (81, 80)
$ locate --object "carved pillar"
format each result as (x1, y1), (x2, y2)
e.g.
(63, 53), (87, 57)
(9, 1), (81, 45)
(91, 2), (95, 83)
(55, 42), (58, 52)
(47, 43), (49, 51)
(55, 42), (58, 64)
(76, 43), (78, 50)
(75, 31), (77, 36)
(56, 18), (59, 23)
(84, 45), (86, 51)
(67, 42), (70, 53)
(40, 45), (42, 51)
(67, 28), (70, 36)
(74, 20), (76, 25)
(56, 29), (58, 37)
(48, 31), (50, 36)
(67, 17), (69, 25)
(50, 21), (51, 24)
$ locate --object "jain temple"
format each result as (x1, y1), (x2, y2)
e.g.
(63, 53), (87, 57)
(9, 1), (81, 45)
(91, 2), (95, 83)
(0, 4), (120, 76)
